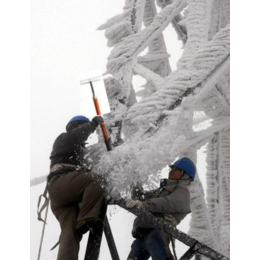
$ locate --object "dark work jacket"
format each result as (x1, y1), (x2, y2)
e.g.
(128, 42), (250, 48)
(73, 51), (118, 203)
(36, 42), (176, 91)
(49, 122), (97, 168)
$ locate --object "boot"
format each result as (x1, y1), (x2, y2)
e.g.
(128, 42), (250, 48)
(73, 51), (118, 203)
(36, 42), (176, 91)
(76, 218), (103, 236)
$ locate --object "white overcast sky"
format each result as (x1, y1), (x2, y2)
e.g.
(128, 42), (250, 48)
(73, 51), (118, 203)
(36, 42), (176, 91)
(31, 0), (123, 179)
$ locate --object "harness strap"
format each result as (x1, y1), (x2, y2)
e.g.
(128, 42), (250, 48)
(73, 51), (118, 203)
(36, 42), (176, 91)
(170, 236), (178, 260)
(160, 216), (179, 260)
(50, 163), (78, 173)
(50, 241), (60, 251)
(47, 163), (84, 182)
(37, 181), (49, 223)
(160, 219), (174, 259)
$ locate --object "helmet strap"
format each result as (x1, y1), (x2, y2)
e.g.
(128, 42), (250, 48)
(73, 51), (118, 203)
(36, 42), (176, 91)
(180, 171), (187, 179)
(180, 171), (192, 184)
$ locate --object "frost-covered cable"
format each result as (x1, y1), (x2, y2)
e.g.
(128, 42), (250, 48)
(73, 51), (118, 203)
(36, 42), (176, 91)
(141, 0), (172, 77)
(133, 63), (164, 89)
(177, 0), (215, 69)
(218, 129), (230, 256)
(188, 173), (220, 252)
(98, 0), (146, 47)
(156, 0), (188, 43)
(205, 134), (221, 246)
(106, 0), (188, 73)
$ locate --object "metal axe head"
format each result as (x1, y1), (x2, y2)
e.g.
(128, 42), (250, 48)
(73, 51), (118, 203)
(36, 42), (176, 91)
(79, 70), (111, 118)
(79, 70), (103, 85)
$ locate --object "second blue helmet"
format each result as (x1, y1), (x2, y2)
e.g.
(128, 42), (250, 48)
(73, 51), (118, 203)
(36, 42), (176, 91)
(169, 157), (196, 180)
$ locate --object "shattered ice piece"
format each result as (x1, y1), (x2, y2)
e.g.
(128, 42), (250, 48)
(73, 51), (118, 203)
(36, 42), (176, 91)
(148, 123), (158, 129)
(183, 111), (190, 119)
(178, 18), (187, 27)
(174, 135), (187, 145)
(162, 110), (180, 116)
(182, 96), (195, 109)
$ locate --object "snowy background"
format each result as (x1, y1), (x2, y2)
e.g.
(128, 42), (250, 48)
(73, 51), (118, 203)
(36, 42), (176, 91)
(0, 0), (257, 259)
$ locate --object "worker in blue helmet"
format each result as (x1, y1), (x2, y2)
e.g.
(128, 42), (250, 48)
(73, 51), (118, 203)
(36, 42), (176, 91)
(65, 115), (91, 131)
(168, 157), (196, 181)
(46, 115), (106, 260)
(126, 157), (196, 260)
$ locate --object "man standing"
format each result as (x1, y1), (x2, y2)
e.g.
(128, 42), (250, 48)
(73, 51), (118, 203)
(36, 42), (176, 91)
(47, 115), (105, 260)
(126, 157), (196, 260)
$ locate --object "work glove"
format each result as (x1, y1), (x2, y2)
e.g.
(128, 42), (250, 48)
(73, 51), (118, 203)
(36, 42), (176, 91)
(125, 199), (144, 209)
(131, 182), (144, 200)
(106, 187), (121, 205)
(110, 187), (121, 199)
(92, 116), (104, 127)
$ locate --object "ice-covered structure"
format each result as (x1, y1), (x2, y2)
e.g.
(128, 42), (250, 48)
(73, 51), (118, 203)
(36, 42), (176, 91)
(94, 0), (230, 258)
(31, 0), (230, 258)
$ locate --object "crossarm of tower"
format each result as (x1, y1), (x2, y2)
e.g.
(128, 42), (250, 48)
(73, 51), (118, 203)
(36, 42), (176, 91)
(126, 24), (230, 135)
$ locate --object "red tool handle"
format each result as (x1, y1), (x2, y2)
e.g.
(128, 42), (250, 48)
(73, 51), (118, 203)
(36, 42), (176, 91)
(93, 97), (108, 139)
(93, 98), (101, 115)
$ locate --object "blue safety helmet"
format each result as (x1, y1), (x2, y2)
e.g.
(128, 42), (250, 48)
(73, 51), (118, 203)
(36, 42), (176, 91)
(66, 115), (90, 132)
(169, 157), (196, 180)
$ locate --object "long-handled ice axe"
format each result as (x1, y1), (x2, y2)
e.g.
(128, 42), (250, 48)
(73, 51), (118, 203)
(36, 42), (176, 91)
(80, 74), (120, 260)
(80, 76), (112, 151)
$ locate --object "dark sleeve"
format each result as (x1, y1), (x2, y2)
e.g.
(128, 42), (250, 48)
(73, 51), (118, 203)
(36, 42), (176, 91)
(144, 186), (191, 214)
(52, 122), (97, 154)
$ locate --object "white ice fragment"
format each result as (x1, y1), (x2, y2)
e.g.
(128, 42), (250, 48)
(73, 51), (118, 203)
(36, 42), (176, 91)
(148, 123), (158, 129)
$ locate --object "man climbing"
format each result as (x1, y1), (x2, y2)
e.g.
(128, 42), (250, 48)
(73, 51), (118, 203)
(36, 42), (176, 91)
(126, 157), (196, 260)
(47, 115), (106, 260)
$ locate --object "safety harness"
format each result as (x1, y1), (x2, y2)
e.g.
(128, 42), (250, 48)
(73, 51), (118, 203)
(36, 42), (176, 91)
(161, 215), (179, 260)
(37, 163), (79, 222)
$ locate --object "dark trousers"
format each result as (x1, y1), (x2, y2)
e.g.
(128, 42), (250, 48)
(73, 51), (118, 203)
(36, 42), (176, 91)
(127, 229), (171, 260)
(48, 171), (105, 260)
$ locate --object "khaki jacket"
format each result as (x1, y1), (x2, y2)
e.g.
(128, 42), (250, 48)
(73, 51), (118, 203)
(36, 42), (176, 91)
(132, 179), (191, 237)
